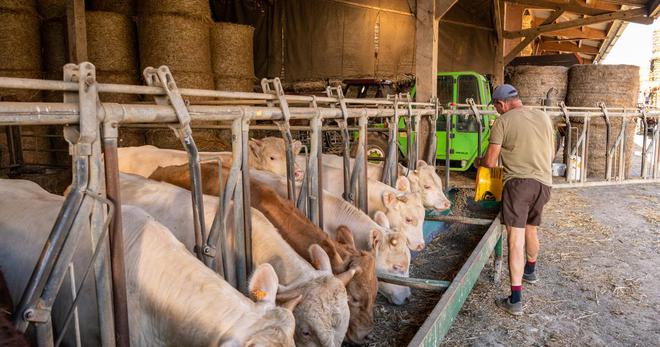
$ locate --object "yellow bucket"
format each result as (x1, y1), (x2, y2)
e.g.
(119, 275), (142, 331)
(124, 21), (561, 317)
(474, 166), (503, 202)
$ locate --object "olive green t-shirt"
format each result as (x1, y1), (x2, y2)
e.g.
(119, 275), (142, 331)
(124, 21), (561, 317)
(489, 106), (554, 186)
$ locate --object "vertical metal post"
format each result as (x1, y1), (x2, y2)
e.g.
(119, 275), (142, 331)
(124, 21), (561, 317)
(357, 113), (369, 212)
(560, 103), (572, 183)
(403, 93), (416, 170)
(307, 97), (323, 226)
(445, 105), (452, 193)
(468, 99), (484, 158)
(383, 94), (399, 187)
(240, 115), (253, 282)
(143, 66), (206, 261)
(327, 86), (352, 201)
(653, 118), (660, 178)
(581, 116), (589, 183)
(425, 98), (439, 167)
(101, 117), (130, 347)
(599, 103), (612, 180)
(66, 264), (82, 347)
(262, 78), (297, 203)
(641, 108), (649, 178)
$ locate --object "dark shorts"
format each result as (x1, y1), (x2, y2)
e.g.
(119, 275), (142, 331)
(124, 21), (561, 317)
(502, 178), (551, 228)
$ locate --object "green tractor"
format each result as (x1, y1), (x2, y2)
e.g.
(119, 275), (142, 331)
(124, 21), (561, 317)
(344, 72), (496, 171)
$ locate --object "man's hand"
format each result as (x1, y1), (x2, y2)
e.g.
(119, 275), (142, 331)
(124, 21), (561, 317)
(481, 143), (502, 168)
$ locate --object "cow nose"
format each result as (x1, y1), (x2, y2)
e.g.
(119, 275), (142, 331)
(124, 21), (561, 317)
(294, 169), (304, 181)
(392, 264), (405, 273)
(415, 243), (425, 251)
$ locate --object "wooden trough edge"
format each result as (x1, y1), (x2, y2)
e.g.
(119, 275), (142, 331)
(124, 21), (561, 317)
(408, 217), (503, 347)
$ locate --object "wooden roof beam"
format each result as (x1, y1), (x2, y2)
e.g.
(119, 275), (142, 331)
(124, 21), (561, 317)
(504, 7), (649, 39)
(503, 0), (612, 16)
(540, 41), (600, 54)
(537, 24), (608, 39)
(503, 9), (565, 65)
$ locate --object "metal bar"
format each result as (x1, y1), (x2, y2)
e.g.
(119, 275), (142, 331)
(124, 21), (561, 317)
(445, 105), (452, 192)
(240, 116), (253, 282)
(560, 103), (572, 183)
(382, 95), (399, 187)
(641, 108), (649, 178)
(408, 217), (502, 346)
(204, 159), (226, 278)
(308, 97), (322, 226)
(424, 216), (493, 225)
(101, 135), (130, 347)
(376, 273), (450, 291)
(552, 178), (660, 188)
(599, 103), (612, 180)
(357, 114), (369, 212)
(327, 86), (352, 202)
(425, 99), (439, 166)
(467, 99), (484, 158)
(67, 264), (82, 347)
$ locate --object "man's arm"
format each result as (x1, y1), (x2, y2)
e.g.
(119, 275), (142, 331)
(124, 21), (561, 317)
(479, 143), (501, 168)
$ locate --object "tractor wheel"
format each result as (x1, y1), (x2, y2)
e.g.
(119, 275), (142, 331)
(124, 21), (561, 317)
(351, 133), (391, 162)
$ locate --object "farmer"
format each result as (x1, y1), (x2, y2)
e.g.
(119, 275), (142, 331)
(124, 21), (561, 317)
(477, 84), (554, 316)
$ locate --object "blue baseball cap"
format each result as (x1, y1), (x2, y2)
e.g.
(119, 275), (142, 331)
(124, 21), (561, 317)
(491, 84), (519, 102)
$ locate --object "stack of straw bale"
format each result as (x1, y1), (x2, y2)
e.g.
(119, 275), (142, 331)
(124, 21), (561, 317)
(137, 0), (214, 101)
(566, 64), (639, 179)
(0, 1), (53, 166)
(37, 0), (65, 19)
(88, 0), (133, 16)
(509, 65), (568, 106)
(211, 22), (256, 92)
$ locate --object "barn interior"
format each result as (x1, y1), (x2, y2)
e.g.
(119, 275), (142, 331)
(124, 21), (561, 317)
(0, 0), (659, 346)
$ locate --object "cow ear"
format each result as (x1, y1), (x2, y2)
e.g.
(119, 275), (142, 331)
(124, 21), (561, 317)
(280, 294), (303, 312)
(292, 140), (303, 155)
(335, 226), (357, 250)
(382, 191), (398, 209)
(309, 244), (332, 273)
(336, 267), (358, 286)
(373, 211), (390, 229)
(248, 138), (263, 159)
(416, 160), (428, 169)
(320, 239), (344, 268)
(248, 263), (278, 307)
(397, 163), (409, 175)
(396, 176), (411, 192)
(369, 229), (382, 251)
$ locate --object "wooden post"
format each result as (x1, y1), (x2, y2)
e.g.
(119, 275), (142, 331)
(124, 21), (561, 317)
(66, 0), (87, 63)
(493, 0), (505, 87)
(415, 0), (457, 162)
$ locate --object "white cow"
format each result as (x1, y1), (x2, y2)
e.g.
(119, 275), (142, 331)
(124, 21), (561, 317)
(249, 170), (413, 305)
(0, 179), (299, 347)
(117, 136), (303, 180)
(119, 174), (352, 347)
(320, 154), (451, 211)
(317, 164), (426, 251)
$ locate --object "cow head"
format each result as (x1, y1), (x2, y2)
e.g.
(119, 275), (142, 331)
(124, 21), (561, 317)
(403, 161), (451, 211)
(370, 212), (412, 305)
(222, 264), (299, 347)
(248, 137), (304, 181)
(277, 245), (352, 347)
(331, 226), (377, 345)
(382, 178), (426, 251)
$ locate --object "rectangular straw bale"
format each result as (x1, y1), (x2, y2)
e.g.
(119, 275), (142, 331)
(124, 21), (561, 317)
(211, 22), (255, 78)
(138, 14), (212, 73)
(86, 11), (138, 72)
(137, 0), (211, 19)
(0, 11), (41, 71)
(88, 0), (133, 16)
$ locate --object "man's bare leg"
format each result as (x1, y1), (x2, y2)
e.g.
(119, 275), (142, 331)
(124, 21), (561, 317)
(507, 225), (526, 286)
(525, 224), (539, 262)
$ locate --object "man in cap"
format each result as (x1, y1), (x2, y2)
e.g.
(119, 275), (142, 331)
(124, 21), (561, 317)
(477, 84), (554, 315)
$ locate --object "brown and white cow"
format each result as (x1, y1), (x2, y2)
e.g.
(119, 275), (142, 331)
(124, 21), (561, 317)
(0, 179), (299, 347)
(117, 136), (303, 180)
(248, 169), (412, 305)
(148, 164), (378, 344)
(119, 173), (353, 347)
(319, 154), (451, 211)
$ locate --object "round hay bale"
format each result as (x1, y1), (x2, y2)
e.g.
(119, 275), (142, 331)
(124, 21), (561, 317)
(214, 76), (255, 92)
(566, 64), (639, 108)
(566, 64), (640, 178)
(211, 22), (255, 78)
(86, 11), (137, 72)
(96, 71), (139, 103)
(0, 11), (41, 71)
(0, 70), (42, 101)
(509, 66), (568, 106)
(37, 0), (64, 19)
(138, 15), (212, 73)
(168, 71), (215, 103)
(145, 127), (230, 151)
(137, 0), (210, 19)
(88, 0), (133, 16)
(41, 17), (68, 73)
(0, 0), (36, 14)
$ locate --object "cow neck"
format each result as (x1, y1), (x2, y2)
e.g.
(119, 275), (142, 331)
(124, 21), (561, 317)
(248, 180), (346, 270)
(125, 207), (260, 345)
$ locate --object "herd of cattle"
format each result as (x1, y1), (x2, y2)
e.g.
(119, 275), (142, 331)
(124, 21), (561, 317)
(0, 136), (451, 346)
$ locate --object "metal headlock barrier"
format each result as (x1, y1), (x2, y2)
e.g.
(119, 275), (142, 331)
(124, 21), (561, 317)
(1, 63), (659, 346)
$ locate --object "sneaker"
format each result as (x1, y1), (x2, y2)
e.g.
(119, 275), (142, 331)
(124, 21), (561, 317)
(496, 297), (523, 316)
(523, 272), (538, 284)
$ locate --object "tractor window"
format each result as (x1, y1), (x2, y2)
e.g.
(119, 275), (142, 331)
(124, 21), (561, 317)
(456, 75), (481, 132)
(436, 76), (454, 131)
(437, 76), (454, 106)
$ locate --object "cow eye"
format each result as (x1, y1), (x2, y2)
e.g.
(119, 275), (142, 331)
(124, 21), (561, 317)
(349, 296), (360, 305)
(270, 156), (276, 160)
(302, 330), (310, 337)
(405, 218), (413, 223)
(424, 185), (432, 189)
